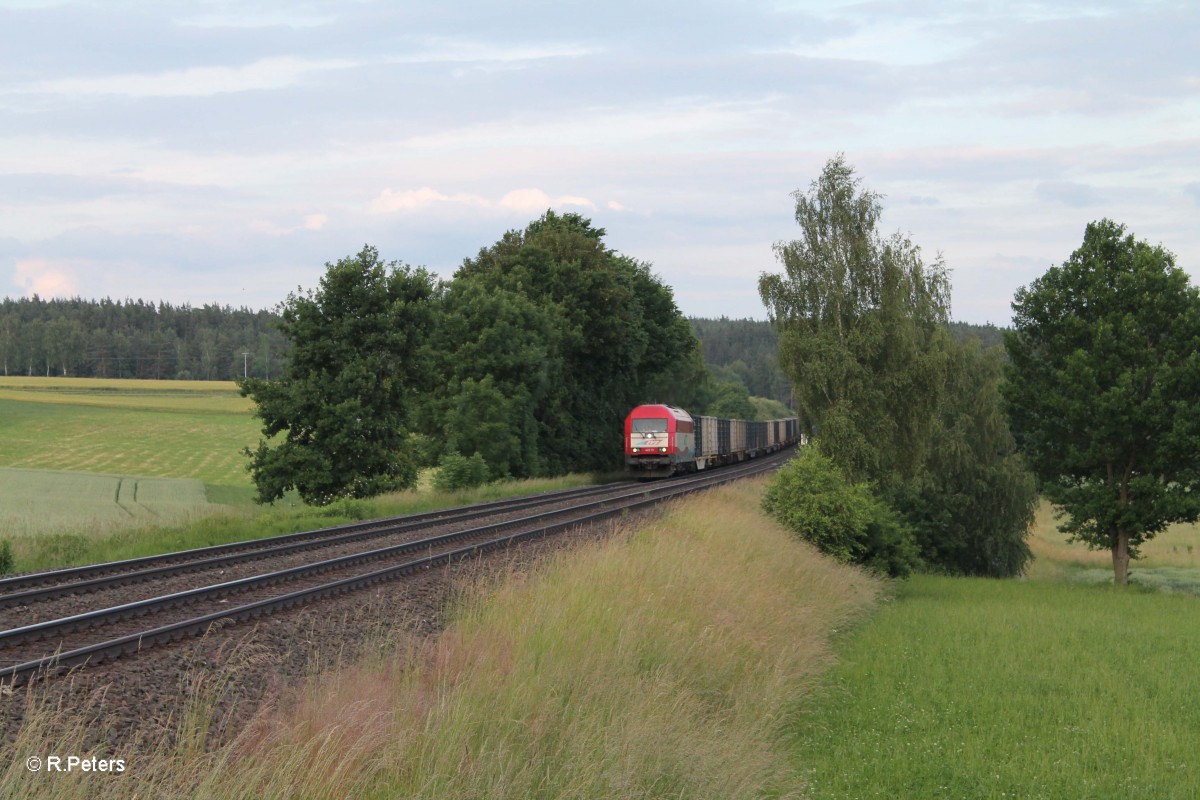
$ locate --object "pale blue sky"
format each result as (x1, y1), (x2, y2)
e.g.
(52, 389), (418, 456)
(1, 0), (1196, 323)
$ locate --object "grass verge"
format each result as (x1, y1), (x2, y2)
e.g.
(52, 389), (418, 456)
(4, 473), (602, 574)
(1, 478), (880, 799)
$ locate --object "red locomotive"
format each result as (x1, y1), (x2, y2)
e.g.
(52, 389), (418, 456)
(624, 404), (800, 478)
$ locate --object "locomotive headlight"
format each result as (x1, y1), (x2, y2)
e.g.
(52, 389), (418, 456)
(632, 447), (640, 453)
(659, 447), (667, 453)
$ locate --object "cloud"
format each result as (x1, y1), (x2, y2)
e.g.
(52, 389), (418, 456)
(19, 57), (360, 98)
(498, 188), (594, 213)
(369, 186), (595, 215)
(369, 187), (488, 214)
(13, 258), (80, 298)
(249, 213), (331, 237)
(1036, 181), (1105, 208)
(919, 5), (1200, 115)
(1186, 183), (1200, 207)
(177, 11), (338, 29)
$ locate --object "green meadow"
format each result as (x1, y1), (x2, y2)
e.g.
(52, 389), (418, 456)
(0, 377), (258, 489)
(790, 502), (1200, 799)
(792, 576), (1200, 799)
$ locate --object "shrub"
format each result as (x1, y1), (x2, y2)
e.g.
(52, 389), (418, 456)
(315, 497), (376, 520)
(761, 449), (918, 577)
(433, 452), (489, 492)
(0, 540), (12, 574)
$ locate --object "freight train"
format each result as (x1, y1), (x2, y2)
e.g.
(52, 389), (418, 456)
(624, 404), (801, 478)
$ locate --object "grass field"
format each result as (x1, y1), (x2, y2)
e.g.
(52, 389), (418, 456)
(0, 468), (215, 537)
(4, 473), (1199, 798)
(791, 575), (1200, 799)
(0, 377), (258, 489)
(786, 498), (1200, 799)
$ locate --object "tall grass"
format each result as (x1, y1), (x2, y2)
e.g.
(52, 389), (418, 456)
(5, 473), (602, 574)
(0, 479), (880, 799)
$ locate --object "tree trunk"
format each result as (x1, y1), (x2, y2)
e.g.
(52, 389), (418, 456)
(1112, 530), (1131, 586)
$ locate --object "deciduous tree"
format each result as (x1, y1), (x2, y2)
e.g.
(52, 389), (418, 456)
(759, 154), (950, 488)
(897, 341), (1037, 577)
(445, 211), (701, 474)
(240, 245), (438, 505)
(1003, 219), (1200, 585)
(761, 155), (1036, 576)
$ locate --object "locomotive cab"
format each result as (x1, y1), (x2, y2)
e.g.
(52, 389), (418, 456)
(624, 404), (694, 478)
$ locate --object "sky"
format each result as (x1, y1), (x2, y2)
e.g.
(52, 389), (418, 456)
(1, 1), (1196, 325)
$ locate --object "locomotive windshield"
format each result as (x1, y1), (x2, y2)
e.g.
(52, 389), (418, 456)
(632, 418), (668, 433)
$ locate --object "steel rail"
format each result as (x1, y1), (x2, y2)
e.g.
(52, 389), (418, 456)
(0, 480), (647, 608)
(0, 450), (791, 687)
(0, 453), (784, 648)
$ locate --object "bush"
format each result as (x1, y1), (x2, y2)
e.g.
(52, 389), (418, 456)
(314, 496), (376, 520)
(0, 539), (12, 574)
(434, 452), (489, 492)
(761, 449), (918, 577)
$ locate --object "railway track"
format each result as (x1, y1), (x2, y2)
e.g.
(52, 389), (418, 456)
(0, 450), (792, 687)
(0, 480), (643, 609)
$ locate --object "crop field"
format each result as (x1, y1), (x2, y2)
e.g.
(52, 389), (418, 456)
(0, 376), (608, 570)
(0, 377), (258, 488)
(0, 377), (260, 546)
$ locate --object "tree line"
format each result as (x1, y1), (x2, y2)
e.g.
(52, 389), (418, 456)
(0, 295), (800, 416)
(0, 297), (288, 381)
(689, 317), (792, 404)
(240, 212), (724, 505)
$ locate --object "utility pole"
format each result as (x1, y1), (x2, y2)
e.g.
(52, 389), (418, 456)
(242, 352), (249, 379)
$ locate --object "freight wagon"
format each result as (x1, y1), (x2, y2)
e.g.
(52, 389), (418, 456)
(624, 404), (800, 478)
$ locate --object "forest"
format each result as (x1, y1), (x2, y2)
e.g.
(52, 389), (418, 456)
(0, 283), (1011, 448)
(0, 297), (287, 381)
(0, 293), (813, 407)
